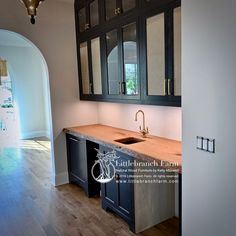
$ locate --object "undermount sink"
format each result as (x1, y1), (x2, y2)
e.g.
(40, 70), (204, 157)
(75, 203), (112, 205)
(114, 137), (145, 145)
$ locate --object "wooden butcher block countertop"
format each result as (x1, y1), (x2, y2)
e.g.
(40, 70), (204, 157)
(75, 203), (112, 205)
(64, 124), (182, 172)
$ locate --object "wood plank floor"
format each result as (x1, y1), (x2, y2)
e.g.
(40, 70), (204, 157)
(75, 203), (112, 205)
(0, 139), (178, 236)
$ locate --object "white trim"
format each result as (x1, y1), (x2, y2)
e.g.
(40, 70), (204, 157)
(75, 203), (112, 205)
(0, 30), (55, 189)
(51, 172), (69, 186)
(21, 130), (49, 139)
(45, 131), (50, 139)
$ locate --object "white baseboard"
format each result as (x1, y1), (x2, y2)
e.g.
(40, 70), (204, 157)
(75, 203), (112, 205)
(21, 130), (49, 139)
(45, 131), (50, 139)
(51, 172), (69, 186)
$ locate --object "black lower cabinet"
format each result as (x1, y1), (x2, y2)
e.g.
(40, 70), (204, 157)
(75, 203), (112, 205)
(66, 134), (100, 197)
(100, 146), (135, 232)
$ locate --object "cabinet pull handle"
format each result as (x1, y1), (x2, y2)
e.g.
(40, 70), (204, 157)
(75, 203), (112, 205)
(119, 82), (121, 94)
(115, 8), (121, 15)
(70, 137), (79, 142)
(168, 79), (171, 95)
(164, 79), (166, 95)
(121, 81), (126, 94)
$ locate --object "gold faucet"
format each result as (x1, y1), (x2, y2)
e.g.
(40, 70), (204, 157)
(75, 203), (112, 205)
(135, 110), (149, 138)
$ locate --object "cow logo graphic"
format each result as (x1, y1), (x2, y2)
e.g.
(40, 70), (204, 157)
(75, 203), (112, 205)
(91, 149), (119, 183)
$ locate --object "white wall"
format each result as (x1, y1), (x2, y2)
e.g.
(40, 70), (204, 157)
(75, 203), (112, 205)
(182, 0), (236, 235)
(98, 103), (181, 141)
(0, 45), (48, 138)
(0, 0), (99, 185)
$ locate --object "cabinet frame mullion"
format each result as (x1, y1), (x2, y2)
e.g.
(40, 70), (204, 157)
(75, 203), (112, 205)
(119, 26), (125, 95)
(117, 0), (122, 13)
(165, 9), (174, 96)
(87, 40), (94, 94)
(86, 1), (91, 30)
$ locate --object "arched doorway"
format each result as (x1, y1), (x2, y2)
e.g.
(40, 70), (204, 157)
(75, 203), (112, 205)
(0, 30), (54, 178)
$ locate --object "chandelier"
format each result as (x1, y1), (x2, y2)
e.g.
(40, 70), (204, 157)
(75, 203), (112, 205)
(21, 0), (45, 24)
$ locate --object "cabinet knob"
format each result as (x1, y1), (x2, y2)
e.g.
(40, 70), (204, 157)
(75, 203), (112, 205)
(85, 23), (90, 30)
(117, 8), (121, 14)
(115, 8), (121, 15)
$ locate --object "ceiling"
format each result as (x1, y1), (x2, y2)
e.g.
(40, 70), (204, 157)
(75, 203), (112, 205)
(0, 1), (74, 48)
(56, 0), (74, 3)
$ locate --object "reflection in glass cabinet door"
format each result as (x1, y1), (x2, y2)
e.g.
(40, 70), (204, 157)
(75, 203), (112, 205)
(91, 37), (102, 95)
(90, 0), (99, 28)
(122, 0), (136, 13)
(106, 29), (120, 95)
(122, 22), (138, 95)
(146, 13), (165, 96)
(80, 42), (90, 94)
(105, 0), (117, 21)
(79, 7), (86, 32)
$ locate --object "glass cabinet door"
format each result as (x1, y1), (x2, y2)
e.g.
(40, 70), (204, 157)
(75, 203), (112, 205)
(105, 0), (136, 21)
(106, 29), (120, 95)
(122, 22), (138, 95)
(173, 7), (181, 96)
(91, 37), (102, 95)
(78, 0), (99, 33)
(89, 0), (99, 28)
(105, 0), (117, 21)
(146, 13), (166, 96)
(122, 0), (136, 13)
(79, 42), (90, 94)
(79, 7), (87, 32)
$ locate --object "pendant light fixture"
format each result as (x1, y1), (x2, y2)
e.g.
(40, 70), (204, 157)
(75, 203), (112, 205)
(21, 0), (45, 24)
(0, 59), (8, 86)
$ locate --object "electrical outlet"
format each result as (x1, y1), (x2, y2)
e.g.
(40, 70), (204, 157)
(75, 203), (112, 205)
(196, 136), (215, 153)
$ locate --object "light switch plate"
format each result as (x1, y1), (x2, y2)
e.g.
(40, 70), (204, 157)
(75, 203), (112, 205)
(196, 136), (215, 153)
(203, 139), (208, 151)
(197, 136), (202, 149)
(208, 139), (215, 153)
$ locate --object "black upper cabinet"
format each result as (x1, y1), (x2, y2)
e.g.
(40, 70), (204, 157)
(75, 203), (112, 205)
(103, 19), (140, 100)
(104, 0), (137, 21)
(74, 0), (181, 106)
(141, 3), (181, 106)
(79, 36), (103, 99)
(76, 0), (100, 33)
(142, 0), (177, 8)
